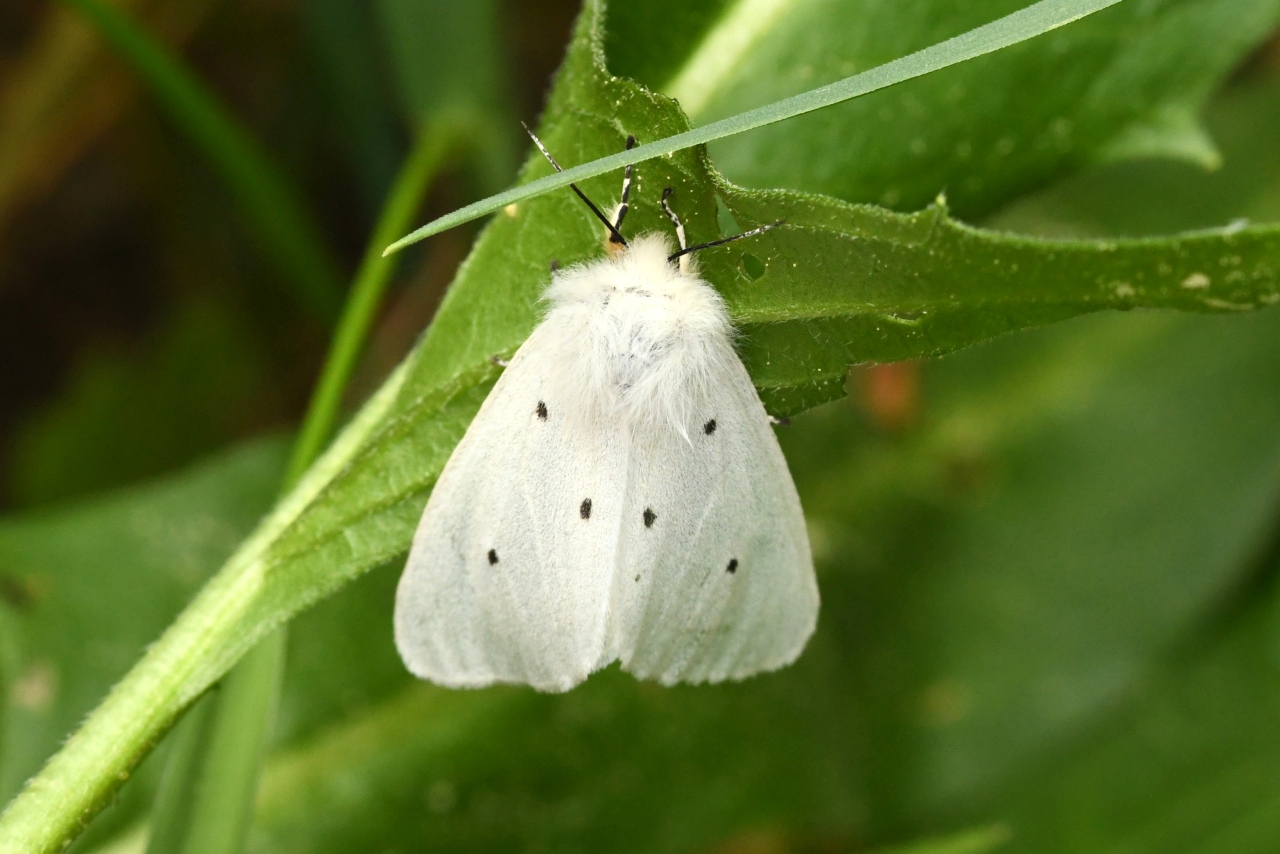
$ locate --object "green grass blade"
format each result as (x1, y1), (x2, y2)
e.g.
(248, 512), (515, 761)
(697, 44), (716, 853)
(66, 0), (346, 322)
(383, 0), (1124, 255)
(283, 128), (457, 488)
(161, 631), (284, 854)
(142, 695), (215, 854)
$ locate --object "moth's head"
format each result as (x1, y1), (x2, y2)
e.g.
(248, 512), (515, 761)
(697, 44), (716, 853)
(518, 124), (780, 279)
(604, 183), (696, 274)
(601, 219), (697, 283)
(612, 233), (689, 281)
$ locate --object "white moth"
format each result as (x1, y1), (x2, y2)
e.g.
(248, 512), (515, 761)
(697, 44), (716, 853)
(395, 133), (818, 692)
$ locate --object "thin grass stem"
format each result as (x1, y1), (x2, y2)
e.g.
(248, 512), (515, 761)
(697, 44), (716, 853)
(65, 0), (346, 322)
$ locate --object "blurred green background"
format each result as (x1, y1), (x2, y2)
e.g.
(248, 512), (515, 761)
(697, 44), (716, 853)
(1, 1), (1279, 852)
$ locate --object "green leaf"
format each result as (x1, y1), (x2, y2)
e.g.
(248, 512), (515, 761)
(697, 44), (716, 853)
(1094, 103), (1223, 171)
(242, 35), (1280, 849)
(243, 307), (1280, 852)
(637, 0), (1280, 213)
(985, 594), (1280, 854)
(989, 74), (1280, 238)
(274, 563), (413, 747)
(384, 0), (1128, 253)
(251, 659), (863, 853)
(0, 439), (418, 853)
(90, 61), (1280, 851)
(243, 0), (1280, 715)
(0, 440), (286, 843)
(715, 191), (1280, 413)
(812, 310), (1280, 826)
(397, 0), (1280, 250)
(7, 1), (1280, 849)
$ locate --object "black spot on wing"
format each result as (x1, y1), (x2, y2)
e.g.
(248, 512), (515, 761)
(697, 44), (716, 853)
(643, 508), (656, 528)
(726, 558), (738, 574)
(703, 419), (717, 435)
(536, 400), (548, 419)
(488, 549), (499, 565)
(580, 498), (592, 519)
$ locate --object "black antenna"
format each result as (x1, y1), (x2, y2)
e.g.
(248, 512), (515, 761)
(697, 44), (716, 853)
(612, 135), (637, 241)
(669, 220), (786, 263)
(521, 122), (627, 247)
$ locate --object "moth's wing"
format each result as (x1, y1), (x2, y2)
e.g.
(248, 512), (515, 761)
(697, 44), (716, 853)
(394, 322), (627, 692)
(609, 353), (818, 685)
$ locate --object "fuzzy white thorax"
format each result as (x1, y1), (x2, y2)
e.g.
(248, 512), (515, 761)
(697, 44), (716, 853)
(540, 233), (736, 438)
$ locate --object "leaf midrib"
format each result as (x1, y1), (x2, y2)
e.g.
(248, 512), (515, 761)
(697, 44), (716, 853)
(732, 297), (1125, 325)
(661, 0), (802, 119)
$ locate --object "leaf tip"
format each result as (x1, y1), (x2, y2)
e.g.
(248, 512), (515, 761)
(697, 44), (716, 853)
(383, 232), (419, 257)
